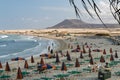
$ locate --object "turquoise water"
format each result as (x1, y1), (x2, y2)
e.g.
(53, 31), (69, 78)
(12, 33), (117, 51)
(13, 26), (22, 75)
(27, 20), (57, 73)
(0, 34), (56, 63)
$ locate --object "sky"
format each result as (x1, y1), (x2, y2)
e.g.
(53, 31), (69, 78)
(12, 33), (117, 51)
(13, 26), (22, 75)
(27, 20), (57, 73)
(0, 0), (117, 30)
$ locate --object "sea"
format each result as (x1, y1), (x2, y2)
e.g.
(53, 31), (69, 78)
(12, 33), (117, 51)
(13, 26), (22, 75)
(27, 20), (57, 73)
(0, 34), (58, 63)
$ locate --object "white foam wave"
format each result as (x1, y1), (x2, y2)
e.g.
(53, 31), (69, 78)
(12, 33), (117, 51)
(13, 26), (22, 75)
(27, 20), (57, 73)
(12, 53), (19, 55)
(27, 36), (34, 39)
(11, 41), (42, 58)
(22, 35), (34, 40)
(0, 54), (10, 58)
(14, 35), (37, 42)
(0, 35), (8, 39)
(0, 44), (7, 47)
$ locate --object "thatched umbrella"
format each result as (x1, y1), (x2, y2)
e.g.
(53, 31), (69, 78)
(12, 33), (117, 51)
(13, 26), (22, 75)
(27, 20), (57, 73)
(61, 62), (67, 71)
(80, 51), (84, 59)
(115, 50), (118, 58)
(0, 61), (2, 69)
(5, 62), (11, 71)
(110, 54), (114, 61)
(82, 45), (86, 53)
(90, 57), (94, 65)
(56, 53), (60, 63)
(16, 67), (23, 79)
(75, 58), (80, 67)
(66, 51), (72, 61)
(66, 51), (69, 56)
(31, 56), (34, 63)
(100, 55), (105, 63)
(40, 57), (44, 65)
(24, 60), (29, 69)
(110, 48), (113, 54)
(103, 49), (106, 55)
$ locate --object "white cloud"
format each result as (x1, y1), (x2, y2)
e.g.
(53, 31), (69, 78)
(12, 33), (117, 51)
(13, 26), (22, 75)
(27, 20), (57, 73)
(81, 1), (117, 24)
(99, 1), (111, 15)
(97, 1), (117, 23)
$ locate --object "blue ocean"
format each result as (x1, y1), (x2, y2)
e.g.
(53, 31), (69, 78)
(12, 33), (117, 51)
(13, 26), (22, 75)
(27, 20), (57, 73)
(0, 34), (57, 63)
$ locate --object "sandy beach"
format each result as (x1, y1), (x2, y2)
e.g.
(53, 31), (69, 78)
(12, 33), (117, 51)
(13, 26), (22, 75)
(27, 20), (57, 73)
(0, 29), (120, 80)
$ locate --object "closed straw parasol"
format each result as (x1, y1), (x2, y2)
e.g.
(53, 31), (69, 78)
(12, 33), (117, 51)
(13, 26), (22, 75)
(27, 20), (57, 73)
(82, 45), (86, 53)
(110, 54), (114, 61)
(115, 50), (118, 58)
(31, 56), (34, 63)
(24, 60), (29, 69)
(40, 57), (44, 65)
(66, 51), (71, 61)
(90, 57), (94, 65)
(5, 62), (11, 71)
(0, 61), (2, 68)
(56, 53), (60, 63)
(110, 48), (113, 54)
(100, 55), (105, 63)
(75, 58), (80, 67)
(66, 51), (69, 56)
(16, 67), (23, 79)
(103, 49), (106, 55)
(61, 62), (67, 71)
(80, 51), (84, 59)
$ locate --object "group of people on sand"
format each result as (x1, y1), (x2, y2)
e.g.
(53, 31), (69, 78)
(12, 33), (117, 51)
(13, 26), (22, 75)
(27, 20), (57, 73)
(40, 43), (55, 58)
(88, 62), (111, 72)
(37, 62), (56, 74)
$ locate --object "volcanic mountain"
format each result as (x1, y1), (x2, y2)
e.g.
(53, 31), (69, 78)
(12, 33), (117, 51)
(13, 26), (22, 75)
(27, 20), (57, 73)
(48, 19), (120, 28)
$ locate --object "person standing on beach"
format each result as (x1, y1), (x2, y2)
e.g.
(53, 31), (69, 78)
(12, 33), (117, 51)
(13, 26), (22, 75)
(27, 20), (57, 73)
(50, 49), (53, 54)
(48, 46), (50, 52)
(52, 43), (54, 47)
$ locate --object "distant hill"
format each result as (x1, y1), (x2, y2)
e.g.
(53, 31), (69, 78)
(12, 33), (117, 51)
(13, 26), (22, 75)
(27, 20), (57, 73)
(47, 19), (120, 29)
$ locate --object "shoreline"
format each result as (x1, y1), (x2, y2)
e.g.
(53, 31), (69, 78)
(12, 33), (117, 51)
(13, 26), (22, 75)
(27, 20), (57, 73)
(0, 33), (118, 64)
(1, 34), (67, 68)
